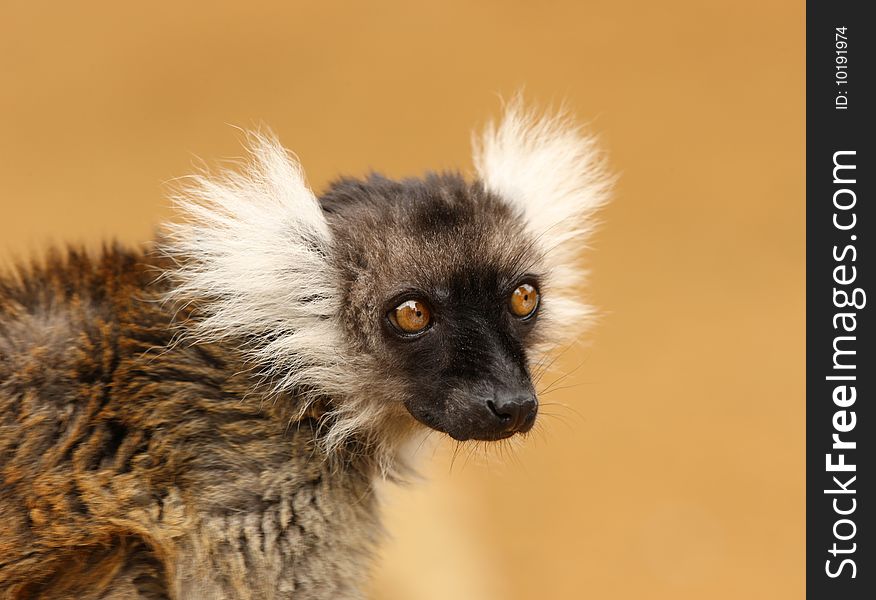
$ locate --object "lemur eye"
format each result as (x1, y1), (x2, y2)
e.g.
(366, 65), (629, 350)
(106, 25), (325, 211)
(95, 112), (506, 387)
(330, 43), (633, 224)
(390, 300), (432, 335)
(509, 283), (539, 319)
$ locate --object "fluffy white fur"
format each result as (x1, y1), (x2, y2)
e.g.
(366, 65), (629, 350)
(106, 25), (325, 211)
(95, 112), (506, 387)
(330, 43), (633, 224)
(473, 97), (613, 348)
(162, 133), (417, 476)
(162, 135), (349, 405)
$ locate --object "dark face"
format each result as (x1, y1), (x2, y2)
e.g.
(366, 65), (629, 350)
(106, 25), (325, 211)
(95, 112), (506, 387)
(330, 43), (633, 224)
(381, 269), (541, 440)
(324, 173), (546, 441)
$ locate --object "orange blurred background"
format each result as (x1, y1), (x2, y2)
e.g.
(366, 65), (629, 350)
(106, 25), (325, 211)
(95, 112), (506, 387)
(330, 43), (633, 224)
(0, 1), (803, 598)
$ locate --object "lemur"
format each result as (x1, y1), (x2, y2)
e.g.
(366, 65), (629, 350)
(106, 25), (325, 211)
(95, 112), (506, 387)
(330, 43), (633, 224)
(0, 99), (610, 599)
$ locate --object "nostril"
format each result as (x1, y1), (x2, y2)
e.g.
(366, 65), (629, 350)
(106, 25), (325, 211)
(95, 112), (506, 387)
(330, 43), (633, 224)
(488, 396), (538, 434)
(487, 400), (512, 423)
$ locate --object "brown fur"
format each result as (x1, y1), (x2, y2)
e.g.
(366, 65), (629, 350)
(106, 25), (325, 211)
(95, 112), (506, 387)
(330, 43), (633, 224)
(0, 246), (380, 599)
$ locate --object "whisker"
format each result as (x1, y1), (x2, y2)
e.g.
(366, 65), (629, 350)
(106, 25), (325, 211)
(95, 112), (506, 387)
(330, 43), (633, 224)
(540, 382), (589, 397)
(449, 440), (462, 474)
(539, 401), (586, 422)
(539, 355), (590, 395)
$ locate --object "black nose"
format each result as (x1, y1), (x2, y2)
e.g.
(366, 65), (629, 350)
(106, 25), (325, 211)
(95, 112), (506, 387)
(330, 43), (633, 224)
(487, 392), (538, 434)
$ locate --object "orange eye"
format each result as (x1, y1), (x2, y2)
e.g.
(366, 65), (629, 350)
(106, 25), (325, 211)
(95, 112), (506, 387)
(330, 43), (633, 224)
(391, 299), (432, 334)
(509, 283), (539, 318)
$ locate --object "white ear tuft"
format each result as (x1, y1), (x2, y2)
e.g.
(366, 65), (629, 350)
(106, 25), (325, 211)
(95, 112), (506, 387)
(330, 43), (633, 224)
(473, 97), (612, 262)
(161, 132), (347, 399)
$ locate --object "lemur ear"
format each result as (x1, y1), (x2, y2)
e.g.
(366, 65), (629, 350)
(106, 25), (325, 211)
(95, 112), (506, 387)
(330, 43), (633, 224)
(473, 97), (612, 263)
(162, 132), (345, 396)
(473, 97), (613, 339)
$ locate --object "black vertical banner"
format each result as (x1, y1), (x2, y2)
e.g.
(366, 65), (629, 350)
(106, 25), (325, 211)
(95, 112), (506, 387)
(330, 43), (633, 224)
(807, 1), (872, 598)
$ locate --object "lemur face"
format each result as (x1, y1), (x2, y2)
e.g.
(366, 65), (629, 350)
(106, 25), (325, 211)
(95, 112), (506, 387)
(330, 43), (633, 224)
(323, 174), (545, 441)
(164, 98), (610, 461)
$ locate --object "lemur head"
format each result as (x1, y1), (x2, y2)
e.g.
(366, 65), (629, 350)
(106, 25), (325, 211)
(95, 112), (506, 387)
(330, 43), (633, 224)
(163, 98), (611, 468)
(322, 172), (543, 442)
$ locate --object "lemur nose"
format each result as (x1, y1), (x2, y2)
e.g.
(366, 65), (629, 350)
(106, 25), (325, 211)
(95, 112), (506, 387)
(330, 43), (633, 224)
(487, 393), (537, 434)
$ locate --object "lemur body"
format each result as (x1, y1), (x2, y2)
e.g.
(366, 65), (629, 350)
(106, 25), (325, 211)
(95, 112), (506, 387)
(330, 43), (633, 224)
(0, 102), (610, 598)
(1, 247), (378, 598)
